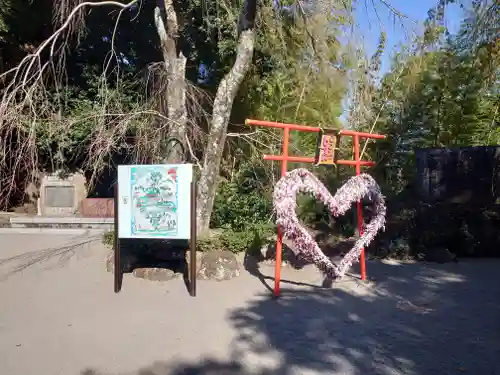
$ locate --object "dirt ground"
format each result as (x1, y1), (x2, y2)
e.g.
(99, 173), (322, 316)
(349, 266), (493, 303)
(0, 233), (499, 375)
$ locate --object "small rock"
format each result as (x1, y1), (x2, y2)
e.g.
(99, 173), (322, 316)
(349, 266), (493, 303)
(197, 250), (240, 281)
(104, 251), (138, 273)
(133, 268), (180, 281)
(420, 247), (457, 263)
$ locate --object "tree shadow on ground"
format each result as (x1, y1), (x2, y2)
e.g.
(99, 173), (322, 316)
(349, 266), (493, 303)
(243, 235), (367, 293)
(82, 260), (500, 375)
(243, 250), (364, 292)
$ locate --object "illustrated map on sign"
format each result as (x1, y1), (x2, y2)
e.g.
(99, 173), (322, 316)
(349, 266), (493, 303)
(130, 166), (178, 236)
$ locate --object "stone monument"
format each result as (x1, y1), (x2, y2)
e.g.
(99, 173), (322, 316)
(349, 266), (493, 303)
(38, 171), (87, 216)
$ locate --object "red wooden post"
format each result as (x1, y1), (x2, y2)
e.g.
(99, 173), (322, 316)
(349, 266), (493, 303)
(245, 119), (384, 296)
(353, 134), (367, 281)
(274, 126), (290, 296)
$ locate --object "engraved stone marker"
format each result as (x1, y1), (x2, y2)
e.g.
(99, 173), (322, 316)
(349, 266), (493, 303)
(39, 171), (87, 216)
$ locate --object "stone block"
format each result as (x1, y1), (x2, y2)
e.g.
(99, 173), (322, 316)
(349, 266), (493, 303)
(133, 268), (181, 281)
(80, 198), (114, 218)
(197, 250), (240, 281)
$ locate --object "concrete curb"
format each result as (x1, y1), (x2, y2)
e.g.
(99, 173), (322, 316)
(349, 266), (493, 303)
(10, 216), (114, 224)
(0, 228), (108, 235)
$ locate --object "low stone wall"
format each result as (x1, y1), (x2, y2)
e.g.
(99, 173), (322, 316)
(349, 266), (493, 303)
(10, 216), (113, 230)
(80, 198), (114, 218)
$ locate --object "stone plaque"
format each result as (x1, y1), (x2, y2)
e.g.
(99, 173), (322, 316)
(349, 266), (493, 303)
(44, 186), (75, 208)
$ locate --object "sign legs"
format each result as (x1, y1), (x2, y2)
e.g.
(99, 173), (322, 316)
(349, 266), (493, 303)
(114, 183), (122, 293)
(113, 164), (197, 296)
(189, 180), (197, 297)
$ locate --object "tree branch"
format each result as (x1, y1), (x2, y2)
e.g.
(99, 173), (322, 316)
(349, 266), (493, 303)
(376, 0), (409, 19)
(0, 0), (139, 207)
(163, 0), (179, 37)
(1, 0), (137, 80)
(154, 0), (178, 63)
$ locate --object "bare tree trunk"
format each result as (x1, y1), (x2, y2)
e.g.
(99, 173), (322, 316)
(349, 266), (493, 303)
(154, 0), (187, 163)
(196, 27), (256, 233)
(164, 55), (187, 162)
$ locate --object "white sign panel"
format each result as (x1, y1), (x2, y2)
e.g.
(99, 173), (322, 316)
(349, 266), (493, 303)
(117, 164), (193, 239)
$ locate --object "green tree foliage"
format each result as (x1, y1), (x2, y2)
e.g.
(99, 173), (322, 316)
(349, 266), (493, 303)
(246, 3), (350, 155)
(369, 0), (499, 193)
(208, 1), (354, 230)
(210, 161), (273, 230)
(0, 0), (11, 36)
(360, 1), (500, 260)
(2, 0), (498, 256)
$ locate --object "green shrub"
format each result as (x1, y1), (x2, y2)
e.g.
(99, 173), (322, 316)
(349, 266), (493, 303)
(296, 193), (328, 225)
(102, 225), (275, 255)
(210, 163), (273, 231)
(198, 223), (275, 254)
(102, 230), (114, 246)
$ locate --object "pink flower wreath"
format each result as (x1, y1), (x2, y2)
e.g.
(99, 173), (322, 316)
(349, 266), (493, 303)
(273, 168), (386, 281)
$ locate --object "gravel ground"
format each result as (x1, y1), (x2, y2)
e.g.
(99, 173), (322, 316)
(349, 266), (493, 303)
(0, 233), (499, 375)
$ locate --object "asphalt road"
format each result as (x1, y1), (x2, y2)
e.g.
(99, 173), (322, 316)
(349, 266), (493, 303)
(0, 233), (499, 375)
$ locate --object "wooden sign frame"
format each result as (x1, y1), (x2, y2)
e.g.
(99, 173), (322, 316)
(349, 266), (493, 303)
(113, 164), (197, 297)
(314, 129), (341, 166)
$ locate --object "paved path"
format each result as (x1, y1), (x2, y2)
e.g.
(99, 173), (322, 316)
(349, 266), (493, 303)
(0, 233), (499, 375)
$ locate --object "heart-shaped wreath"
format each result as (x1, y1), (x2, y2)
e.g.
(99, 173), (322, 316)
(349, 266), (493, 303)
(273, 168), (386, 281)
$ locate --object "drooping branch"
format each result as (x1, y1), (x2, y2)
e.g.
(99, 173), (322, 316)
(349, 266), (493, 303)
(0, 0), (138, 119)
(52, 0), (88, 42)
(0, 0), (139, 207)
(376, 0), (410, 19)
(141, 62), (209, 167)
(2, 1), (137, 75)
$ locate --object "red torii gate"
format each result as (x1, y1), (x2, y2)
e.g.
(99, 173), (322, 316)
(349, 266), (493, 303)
(245, 118), (386, 297)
